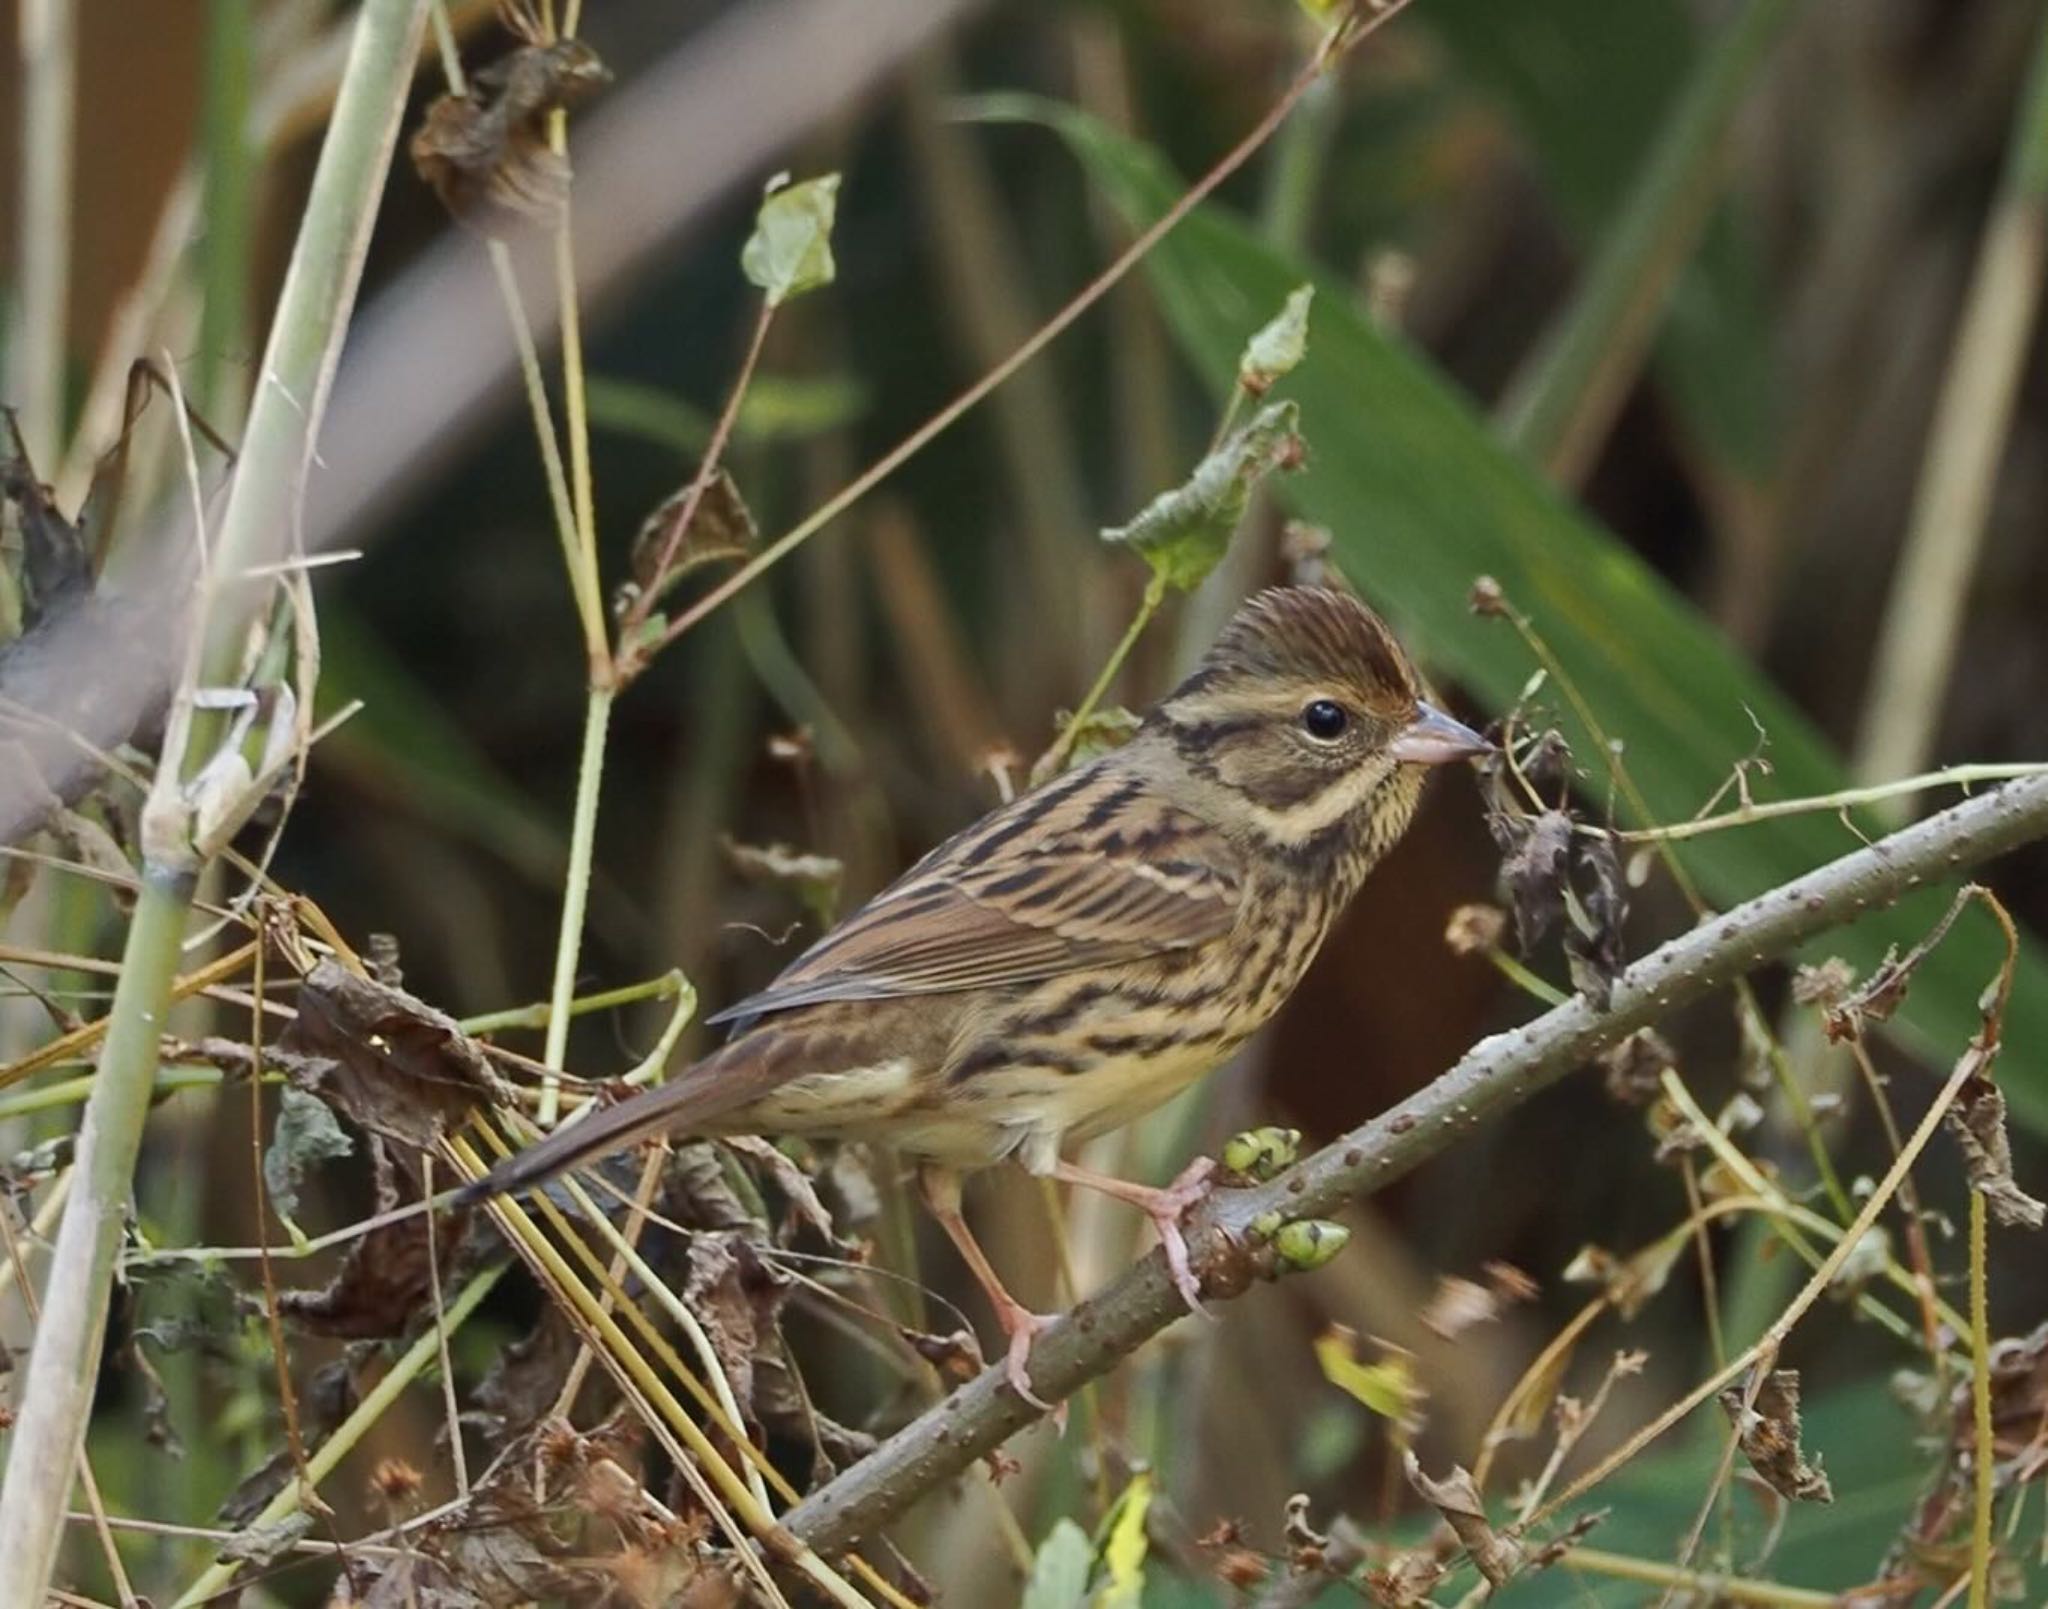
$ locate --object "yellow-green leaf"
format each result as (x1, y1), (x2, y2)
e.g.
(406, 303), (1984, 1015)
(1095, 1472), (1152, 1609)
(1315, 1327), (1423, 1425)
(741, 172), (840, 306)
(1239, 284), (1313, 393)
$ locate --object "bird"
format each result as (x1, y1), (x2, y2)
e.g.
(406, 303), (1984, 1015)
(460, 587), (1490, 1401)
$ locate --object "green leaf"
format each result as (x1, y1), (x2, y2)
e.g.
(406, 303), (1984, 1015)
(1314, 1328), (1422, 1423)
(1425, 0), (1783, 477)
(1239, 284), (1313, 394)
(1030, 101), (2048, 1122)
(1095, 1472), (1152, 1609)
(1101, 400), (1300, 591)
(741, 172), (840, 307)
(1022, 1518), (1094, 1609)
(263, 1088), (353, 1220)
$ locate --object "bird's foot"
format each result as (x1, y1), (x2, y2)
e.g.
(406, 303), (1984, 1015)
(992, 1301), (1060, 1416)
(1135, 1157), (1219, 1318)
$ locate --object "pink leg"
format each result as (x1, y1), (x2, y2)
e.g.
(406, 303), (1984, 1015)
(919, 1167), (1058, 1409)
(1048, 1155), (1218, 1316)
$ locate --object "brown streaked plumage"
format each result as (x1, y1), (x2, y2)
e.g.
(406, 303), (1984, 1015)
(461, 587), (1489, 1400)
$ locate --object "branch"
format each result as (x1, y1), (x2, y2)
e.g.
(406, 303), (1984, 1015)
(781, 772), (2048, 1558)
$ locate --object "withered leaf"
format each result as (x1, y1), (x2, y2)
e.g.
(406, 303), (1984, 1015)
(625, 468), (759, 610)
(278, 959), (504, 1150)
(1420, 1276), (1498, 1341)
(1791, 957), (1855, 1007)
(1720, 1368), (1833, 1504)
(1562, 1238), (1682, 1322)
(410, 19), (610, 233)
(472, 1306), (588, 1450)
(336, 1413), (709, 1608)
(1946, 1072), (2047, 1229)
(263, 1084), (354, 1219)
(1443, 902), (1506, 957)
(218, 1359), (357, 1527)
(1597, 1027), (1676, 1106)
(1364, 1550), (1447, 1608)
(721, 1132), (849, 1250)
(904, 1325), (983, 1384)
(1, 407), (93, 628)
(281, 1140), (471, 1339)
(1563, 828), (1628, 1009)
(1402, 1453), (1525, 1586)
(680, 1230), (795, 1429)
(1495, 808), (1572, 952)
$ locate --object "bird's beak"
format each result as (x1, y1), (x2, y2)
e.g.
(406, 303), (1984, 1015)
(1389, 701), (1494, 766)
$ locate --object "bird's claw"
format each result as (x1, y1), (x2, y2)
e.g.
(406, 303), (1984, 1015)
(1150, 1156), (1219, 1319)
(995, 1305), (1060, 1417)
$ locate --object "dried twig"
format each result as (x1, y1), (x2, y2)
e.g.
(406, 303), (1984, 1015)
(783, 774), (2048, 1556)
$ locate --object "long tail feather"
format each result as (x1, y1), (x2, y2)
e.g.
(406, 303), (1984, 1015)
(455, 1057), (759, 1206)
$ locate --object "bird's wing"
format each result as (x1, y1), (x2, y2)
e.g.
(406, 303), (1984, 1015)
(706, 767), (1243, 1025)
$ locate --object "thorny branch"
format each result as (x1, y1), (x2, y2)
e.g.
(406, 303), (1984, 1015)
(782, 772), (2048, 1558)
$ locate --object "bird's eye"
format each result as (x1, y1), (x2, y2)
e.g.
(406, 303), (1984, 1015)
(1300, 699), (1349, 741)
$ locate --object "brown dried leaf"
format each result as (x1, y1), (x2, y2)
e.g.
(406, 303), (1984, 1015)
(625, 469), (759, 609)
(721, 1133), (848, 1248)
(281, 1141), (471, 1339)
(1, 407), (93, 627)
(278, 959), (504, 1150)
(1364, 1550), (1448, 1608)
(680, 1231), (795, 1430)
(410, 16), (610, 233)
(1562, 1237), (1682, 1321)
(1421, 1276), (1499, 1341)
(1596, 1027), (1676, 1106)
(471, 1306), (587, 1449)
(1494, 809), (1572, 953)
(1720, 1368), (1833, 1504)
(1403, 1453), (1525, 1586)
(1443, 902), (1506, 957)
(903, 1325), (983, 1384)
(1791, 957), (1855, 1007)
(1562, 829), (1628, 1008)
(336, 1413), (705, 1608)
(1946, 1071), (2047, 1229)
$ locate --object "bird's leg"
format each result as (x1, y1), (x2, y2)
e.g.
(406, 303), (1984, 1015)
(1048, 1155), (1218, 1317)
(917, 1166), (1057, 1410)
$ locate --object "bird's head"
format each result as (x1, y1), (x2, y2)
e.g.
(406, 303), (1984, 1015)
(1147, 587), (1490, 861)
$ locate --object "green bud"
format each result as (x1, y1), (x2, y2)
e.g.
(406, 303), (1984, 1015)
(1273, 1219), (1350, 1273)
(1222, 1126), (1303, 1181)
(1248, 1210), (1287, 1242)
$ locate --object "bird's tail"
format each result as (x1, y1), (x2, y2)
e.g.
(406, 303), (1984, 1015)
(454, 1055), (760, 1207)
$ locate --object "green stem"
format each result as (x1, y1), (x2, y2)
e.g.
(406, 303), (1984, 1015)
(0, 1), (428, 1594)
(641, 6), (1418, 661)
(537, 684), (614, 1122)
(170, 1263), (505, 1607)
(1037, 571), (1165, 780)
(1559, 1547), (1834, 1607)
(0, 875), (188, 1597)
(460, 969), (684, 1035)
